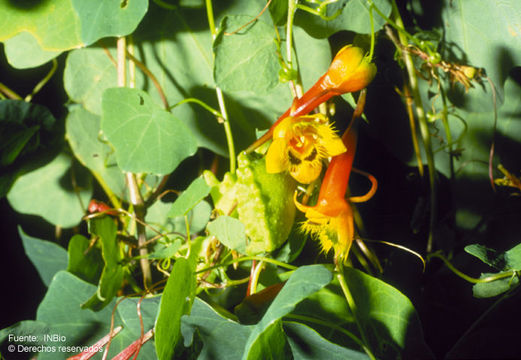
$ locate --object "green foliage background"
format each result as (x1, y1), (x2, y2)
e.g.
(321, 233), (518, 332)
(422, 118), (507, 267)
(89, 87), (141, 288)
(1, 0), (521, 359)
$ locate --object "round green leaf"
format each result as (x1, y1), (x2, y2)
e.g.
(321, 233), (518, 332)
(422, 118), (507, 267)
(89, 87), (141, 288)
(7, 153), (92, 228)
(214, 15), (279, 94)
(0, 0), (148, 68)
(101, 87), (197, 175)
(64, 49), (120, 116)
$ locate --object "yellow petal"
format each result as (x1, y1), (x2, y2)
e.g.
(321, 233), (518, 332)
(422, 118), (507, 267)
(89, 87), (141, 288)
(290, 161), (322, 184)
(273, 117), (294, 139)
(315, 123), (346, 156)
(265, 139), (288, 174)
(324, 135), (346, 156)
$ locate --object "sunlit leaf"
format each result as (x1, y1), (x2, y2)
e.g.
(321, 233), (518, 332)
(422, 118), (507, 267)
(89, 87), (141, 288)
(64, 50), (120, 116)
(101, 87), (197, 175)
(168, 176), (211, 218)
(0, 0), (148, 68)
(214, 16), (279, 94)
(207, 216), (247, 255)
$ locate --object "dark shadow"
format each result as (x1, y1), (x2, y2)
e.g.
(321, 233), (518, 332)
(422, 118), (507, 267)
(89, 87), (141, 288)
(409, 0), (444, 29)
(6, 0), (50, 10)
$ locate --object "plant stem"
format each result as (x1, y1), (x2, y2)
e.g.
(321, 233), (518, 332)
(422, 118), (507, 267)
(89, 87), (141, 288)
(336, 263), (376, 360)
(403, 83), (424, 177)
(205, 0), (236, 173)
(25, 59), (58, 102)
(127, 173), (152, 289)
(169, 98), (224, 118)
(126, 51), (170, 110)
(117, 36), (152, 289)
(429, 252), (518, 284)
(249, 260), (264, 295)
(438, 83), (454, 179)
(390, 1), (437, 253)
(286, 0), (303, 98)
(195, 255), (297, 274)
(0, 82), (22, 100)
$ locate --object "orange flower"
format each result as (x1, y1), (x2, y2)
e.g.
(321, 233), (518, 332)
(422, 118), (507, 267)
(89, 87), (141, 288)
(265, 114), (346, 184)
(247, 45), (376, 153)
(294, 127), (358, 262)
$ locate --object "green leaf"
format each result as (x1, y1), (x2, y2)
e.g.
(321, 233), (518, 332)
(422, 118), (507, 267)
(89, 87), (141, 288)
(505, 243), (521, 270)
(35, 271), (158, 359)
(472, 273), (520, 298)
(245, 319), (292, 360)
(294, 280), (353, 328)
(101, 87), (197, 175)
(148, 239), (182, 259)
(442, 0), (521, 99)
(7, 153), (92, 228)
(0, 320), (47, 340)
(70, 0), (148, 45)
(63, 3), (330, 155)
(243, 264), (332, 360)
(268, 0), (288, 26)
(464, 244), (505, 270)
(3, 32), (61, 69)
(214, 15), (279, 94)
(155, 257), (196, 360)
(19, 227), (67, 287)
(0, 0), (148, 68)
(64, 49), (120, 116)
(343, 267), (432, 359)
(168, 176), (211, 218)
(0, 100), (61, 197)
(146, 199), (211, 240)
(66, 105), (126, 198)
(284, 322), (369, 360)
(181, 297), (252, 360)
(67, 234), (104, 284)
(207, 216), (247, 255)
(82, 216), (124, 311)
(295, 0), (392, 39)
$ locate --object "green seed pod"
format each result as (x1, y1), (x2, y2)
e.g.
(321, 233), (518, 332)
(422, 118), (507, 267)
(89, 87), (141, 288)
(204, 152), (297, 255)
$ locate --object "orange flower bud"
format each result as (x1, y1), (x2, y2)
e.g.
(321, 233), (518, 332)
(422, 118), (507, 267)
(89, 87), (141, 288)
(247, 45), (376, 153)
